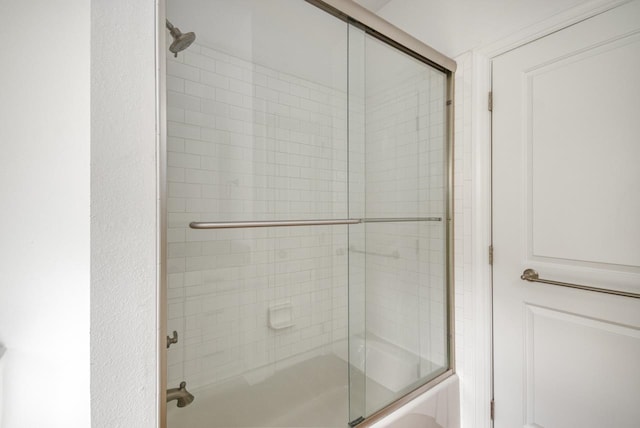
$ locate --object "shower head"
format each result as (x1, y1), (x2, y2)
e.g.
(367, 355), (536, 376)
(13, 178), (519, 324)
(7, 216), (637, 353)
(166, 19), (196, 57)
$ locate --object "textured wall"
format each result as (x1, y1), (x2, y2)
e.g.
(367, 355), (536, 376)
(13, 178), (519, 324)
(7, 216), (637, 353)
(91, 1), (158, 427)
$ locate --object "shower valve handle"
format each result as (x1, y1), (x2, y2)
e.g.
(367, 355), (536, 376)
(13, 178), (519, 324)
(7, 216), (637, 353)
(166, 331), (178, 349)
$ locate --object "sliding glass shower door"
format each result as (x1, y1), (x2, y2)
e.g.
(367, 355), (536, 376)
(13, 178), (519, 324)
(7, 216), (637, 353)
(163, 1), (451, 427)
(347, 24), (449, 423)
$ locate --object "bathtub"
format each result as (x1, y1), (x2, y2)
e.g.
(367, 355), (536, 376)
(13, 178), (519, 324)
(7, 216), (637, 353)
(337, 337), (459, 428)
(365, 374), (459, 428)
(167, 341), (459, 428)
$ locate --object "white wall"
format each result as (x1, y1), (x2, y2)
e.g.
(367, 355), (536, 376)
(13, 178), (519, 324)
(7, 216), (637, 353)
(451, 51), (492, 428)
(0, 0), (159, 426)
(91, 1), (159, 427)
(0, 1), (90, 427)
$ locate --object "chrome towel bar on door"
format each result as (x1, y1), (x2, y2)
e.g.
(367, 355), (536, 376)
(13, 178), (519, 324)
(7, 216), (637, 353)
(520, 268), (640, 299)
(189, 216), (443, 229)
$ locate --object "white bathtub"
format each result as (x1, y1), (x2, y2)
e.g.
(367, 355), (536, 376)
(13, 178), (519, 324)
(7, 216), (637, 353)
(335, 337), (459, 428)
(167, 344), (459, 428)
(366, 374), (459, 428)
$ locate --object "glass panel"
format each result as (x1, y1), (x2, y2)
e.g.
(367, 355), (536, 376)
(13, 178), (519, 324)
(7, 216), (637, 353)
(165, 1), (350, 427)
(346, 33), (449, 419)
(347, 23), (367, 424)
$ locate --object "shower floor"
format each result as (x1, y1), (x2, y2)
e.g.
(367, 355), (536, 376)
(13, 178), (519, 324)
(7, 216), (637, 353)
(166, 354), (394, 428)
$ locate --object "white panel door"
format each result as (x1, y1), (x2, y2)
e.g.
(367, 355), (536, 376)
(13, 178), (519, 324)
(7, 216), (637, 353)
(492, 2), (640, 427)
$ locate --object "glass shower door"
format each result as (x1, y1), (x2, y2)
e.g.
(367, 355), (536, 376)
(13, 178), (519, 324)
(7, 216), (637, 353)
(165, 1), (352, 427)
(346, 25), (450, 423)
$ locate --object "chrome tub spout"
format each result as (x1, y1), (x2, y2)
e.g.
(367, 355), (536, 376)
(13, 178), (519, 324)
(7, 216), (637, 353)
(167, 381), (195, 408)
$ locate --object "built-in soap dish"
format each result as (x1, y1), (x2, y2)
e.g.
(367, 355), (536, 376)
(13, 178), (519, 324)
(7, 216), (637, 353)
(268, 302), (294, 330)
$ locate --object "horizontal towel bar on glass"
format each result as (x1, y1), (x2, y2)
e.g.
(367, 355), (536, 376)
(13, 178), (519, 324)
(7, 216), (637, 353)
(521, 269), (640, 299)
(363, 217), (442, 223)
(349, 245), (399, 259)
(189, 217), (442, 230)
(190, 219), (361, 229)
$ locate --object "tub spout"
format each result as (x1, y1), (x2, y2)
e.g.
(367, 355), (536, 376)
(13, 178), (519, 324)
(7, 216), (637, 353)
(167, 381), (195, 407)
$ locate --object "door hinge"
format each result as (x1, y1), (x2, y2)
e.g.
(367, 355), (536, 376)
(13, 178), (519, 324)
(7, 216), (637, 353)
(489, 245), (494, 265)
(490, 399), (495, 420)
(488, 91), (493, 112)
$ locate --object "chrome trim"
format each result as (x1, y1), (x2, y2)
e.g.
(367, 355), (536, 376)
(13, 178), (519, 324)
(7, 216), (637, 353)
(364, 217), (442, 223)
(166, 331), (178, 349)
(521, 269), (640, 299)
(305, 0), (456, 73)
(189, 217), (442, 229)
(156, 0), (168, 425)
(446, 69), (456, 375)
(166, 381), (195, 408)
(190, 219), (361, 229)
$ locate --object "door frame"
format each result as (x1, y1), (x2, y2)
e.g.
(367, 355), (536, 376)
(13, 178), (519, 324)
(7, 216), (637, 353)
(466, 1), (630, 427)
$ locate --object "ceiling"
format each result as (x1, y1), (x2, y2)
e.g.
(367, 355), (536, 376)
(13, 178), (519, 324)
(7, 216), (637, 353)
(352, 0), (590, 57)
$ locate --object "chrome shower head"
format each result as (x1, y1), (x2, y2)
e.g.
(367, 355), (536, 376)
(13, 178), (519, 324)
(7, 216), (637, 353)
(166, 19), (196, 57)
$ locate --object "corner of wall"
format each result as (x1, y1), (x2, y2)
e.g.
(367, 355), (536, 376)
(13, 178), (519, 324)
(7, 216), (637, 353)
(90, 1), (159, 427)
(453, 49), (494, 428)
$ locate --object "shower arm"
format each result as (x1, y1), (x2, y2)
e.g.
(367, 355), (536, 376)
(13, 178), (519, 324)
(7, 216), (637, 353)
(165, 19), (181, 39)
